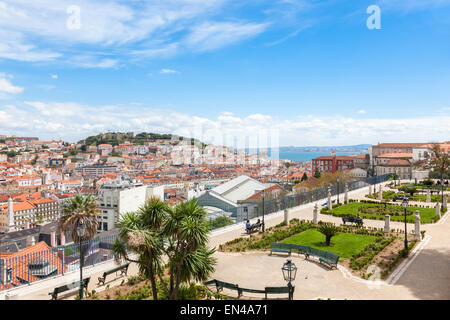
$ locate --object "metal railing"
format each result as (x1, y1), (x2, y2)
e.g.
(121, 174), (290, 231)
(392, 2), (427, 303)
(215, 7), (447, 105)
(0, 233), (119, 292)
(210, 174), (391, 229)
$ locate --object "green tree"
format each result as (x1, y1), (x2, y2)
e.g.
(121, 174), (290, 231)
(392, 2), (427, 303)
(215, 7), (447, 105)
(317, 223), (340, 246)
(405, 186), (417, 196)
(301, 172), (308, 181)
(59, 194), (99, 256)
(36, 215), (44, 224)
(163, 200), (216, 300)
(113, 197), (167, 300)
(208, 215), (233, 229)
(314, 169), (321, 179)
(113, 198), (216, 300)
(414, 143), (450, 209)
(414, 143), (450, 181)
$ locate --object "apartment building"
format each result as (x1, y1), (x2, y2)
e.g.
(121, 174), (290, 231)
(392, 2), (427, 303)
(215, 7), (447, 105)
(312, 153), (355, 174)
(97, 180), (164, 232)
(74, 164), (118, 177)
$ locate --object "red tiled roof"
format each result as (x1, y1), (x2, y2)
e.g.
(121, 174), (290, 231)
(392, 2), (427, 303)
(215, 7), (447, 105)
(377, 153), (412, 158)
(374, 143), (426, 148)
(0, 241), (67, 290)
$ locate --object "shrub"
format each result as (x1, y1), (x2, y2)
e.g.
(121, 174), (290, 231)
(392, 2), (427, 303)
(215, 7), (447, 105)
(317, 223), (340, 246)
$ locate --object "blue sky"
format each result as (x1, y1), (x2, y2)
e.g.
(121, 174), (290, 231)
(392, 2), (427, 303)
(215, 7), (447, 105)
(0, 0), (449, 146)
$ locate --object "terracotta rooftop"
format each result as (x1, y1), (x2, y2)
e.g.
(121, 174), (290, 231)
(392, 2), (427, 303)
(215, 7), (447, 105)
(377, 153), (412, 158)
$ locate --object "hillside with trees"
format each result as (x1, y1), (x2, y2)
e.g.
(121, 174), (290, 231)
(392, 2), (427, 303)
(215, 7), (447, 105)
(78, 132), (207, 148)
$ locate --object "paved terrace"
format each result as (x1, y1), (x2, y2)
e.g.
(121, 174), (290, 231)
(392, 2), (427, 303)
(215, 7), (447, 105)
(2, 181), (449, 300)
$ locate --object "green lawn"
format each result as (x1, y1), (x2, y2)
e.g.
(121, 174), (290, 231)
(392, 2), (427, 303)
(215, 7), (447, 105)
(281, 229), (377, 259)
(408, 194), (441, 202)
(328, 202), (436, 223)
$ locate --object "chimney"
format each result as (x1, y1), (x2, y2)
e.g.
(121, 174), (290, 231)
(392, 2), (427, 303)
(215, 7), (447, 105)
(26, 235), (35, 247)
(331, 152), (336, 157)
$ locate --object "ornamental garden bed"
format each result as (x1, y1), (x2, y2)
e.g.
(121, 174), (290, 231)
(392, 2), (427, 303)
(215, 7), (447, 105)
(322, 201), (440, 224)
(339, 234), (417, 280)
(390, 183), (450, 192)
(218, 219), (415, 281)
(366, 191), (444, 203)
(280, 229), (377, 259)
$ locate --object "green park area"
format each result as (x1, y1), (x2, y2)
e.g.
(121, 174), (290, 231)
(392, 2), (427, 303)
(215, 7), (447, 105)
(324, 202), (437, 224)
(281, 229), (377, 258)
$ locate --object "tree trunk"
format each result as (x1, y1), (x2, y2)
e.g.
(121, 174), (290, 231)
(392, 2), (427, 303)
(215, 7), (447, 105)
(172, 264), (183, 300)
(147, 249), (158, 300)
(326, 235), (331, 246)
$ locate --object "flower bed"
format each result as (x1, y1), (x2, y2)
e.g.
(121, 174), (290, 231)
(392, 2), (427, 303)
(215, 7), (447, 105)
(321, 201), (439, 224)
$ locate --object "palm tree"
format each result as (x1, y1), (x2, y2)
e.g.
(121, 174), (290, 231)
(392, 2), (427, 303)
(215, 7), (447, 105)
(162, 199), (216, 300)
(317, 223), (340, 246)
(112, 198), (216, 300)
(112, 197), (168, 300)
(59, 193), (99, 243)
(59, 193), (99, 259)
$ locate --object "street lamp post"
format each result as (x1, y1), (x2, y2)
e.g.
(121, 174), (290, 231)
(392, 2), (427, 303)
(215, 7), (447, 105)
(261, 191), (265, 233)
(401, 198), (408, 251)
(282, 259), (297, 300)
(337, 177), (340, 204)
(77, 222), (86, 299)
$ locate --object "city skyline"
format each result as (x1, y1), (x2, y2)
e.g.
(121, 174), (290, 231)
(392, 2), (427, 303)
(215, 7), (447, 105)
(1, 0), (450, 145)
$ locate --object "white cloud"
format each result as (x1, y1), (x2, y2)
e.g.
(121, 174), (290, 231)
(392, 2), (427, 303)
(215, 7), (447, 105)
(0, 74), (24, 94)
(0, 0), (264, 65)
(50, 74), (58, 79)
(0, 29), (61, 62)
(185, 21), (270, 52)
(357, 109), (366, 114)
(2, 101), (449, 147)
(160, 68), (179, 74)
(69, 57), (119, 69)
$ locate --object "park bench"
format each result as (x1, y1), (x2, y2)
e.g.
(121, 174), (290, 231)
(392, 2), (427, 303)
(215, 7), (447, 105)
(49, 277), (90, 300)
(246, 222), (264, 234)
(318, 251), (339, 268)
(342, 216), (363, 226)
(97, 262), (130, 286)
(292, 244), (311, 258)
(270, 243), (292, 256)
(205, 279), (243, 298)
(203, 279), (293, 300)
(264, 286), (293, 300)
(304, 247), (339, 269)
(271, 243), (340, 269)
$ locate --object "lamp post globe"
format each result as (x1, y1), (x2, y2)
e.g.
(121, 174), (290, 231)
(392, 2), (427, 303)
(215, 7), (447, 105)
(282, 259), (297, 300)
